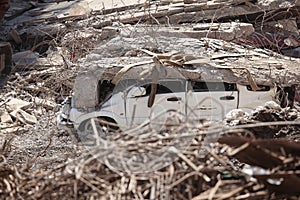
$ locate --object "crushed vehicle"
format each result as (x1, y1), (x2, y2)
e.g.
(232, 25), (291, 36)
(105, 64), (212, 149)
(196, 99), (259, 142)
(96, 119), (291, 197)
(59, 78), (278, 133)
(57, 35), (300, 136)
(57, 57), (298, 135)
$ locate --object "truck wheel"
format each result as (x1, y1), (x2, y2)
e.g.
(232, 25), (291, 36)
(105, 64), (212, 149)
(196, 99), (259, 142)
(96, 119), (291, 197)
(76, 117), (119, 145)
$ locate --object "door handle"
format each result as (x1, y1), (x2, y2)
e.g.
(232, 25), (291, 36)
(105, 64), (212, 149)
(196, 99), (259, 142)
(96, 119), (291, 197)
(197, 107), (216, 110)
(167, 97), (182, 101)
(220, 96), (235, 100)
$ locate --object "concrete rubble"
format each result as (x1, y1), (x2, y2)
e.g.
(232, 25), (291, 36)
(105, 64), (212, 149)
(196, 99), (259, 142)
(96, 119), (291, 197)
(1, 0), (300, 48)
(0, 0), (300, 199)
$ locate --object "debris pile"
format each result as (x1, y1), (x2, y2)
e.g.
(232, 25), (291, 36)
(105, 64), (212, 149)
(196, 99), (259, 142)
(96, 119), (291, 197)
(226, 101), (300, 139)
(1, 0), (300, 199)
(0, 51), (75, 133)
(219, 135), (300, 197)
(2, 0), (300, 60)
(1, 116), (300, 199)
(0, 98), (36, 133)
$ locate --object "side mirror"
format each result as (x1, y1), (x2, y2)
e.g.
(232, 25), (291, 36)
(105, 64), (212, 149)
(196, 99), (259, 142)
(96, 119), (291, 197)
(127, 86), (146, 98)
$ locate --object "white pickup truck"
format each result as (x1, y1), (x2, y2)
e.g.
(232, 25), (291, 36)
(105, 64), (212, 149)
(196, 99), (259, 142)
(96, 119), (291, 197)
(57, 78), (281, 135)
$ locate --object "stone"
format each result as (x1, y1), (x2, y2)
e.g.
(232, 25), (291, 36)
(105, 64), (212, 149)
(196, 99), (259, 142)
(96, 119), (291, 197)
(264, 101), (282, 111)
(68, 2), (91, 17)
(264, 18), (299, 36)
(100, 27), (120, 40)
(12, 50), (39, 67)
(9, 29), (22, 44)
(225, 109), (246, 121)
(192, 22), (255, 40)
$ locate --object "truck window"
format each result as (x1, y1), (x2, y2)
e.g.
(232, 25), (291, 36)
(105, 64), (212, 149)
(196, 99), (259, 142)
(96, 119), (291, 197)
(192, 81), (237, 92)
(139, 80), (186, 96)
(246, 85), (271, 91)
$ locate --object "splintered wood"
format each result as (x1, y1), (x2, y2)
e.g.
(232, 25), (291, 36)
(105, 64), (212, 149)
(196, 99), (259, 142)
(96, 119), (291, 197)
(0, 101), (299, 199)
(1, 78), (300, 196)
(1, 0), (300, 199)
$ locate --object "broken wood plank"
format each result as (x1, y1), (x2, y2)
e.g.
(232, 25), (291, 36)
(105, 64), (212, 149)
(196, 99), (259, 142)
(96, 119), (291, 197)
(34, 97), (56, 110)
(10, 109), (37, 125)
(0, 126), (26, 134)
(6, 98), (32, 112)
(148, 22), (254, 41)
(0, 111), (12, 123)
(9, 29), (22, 45)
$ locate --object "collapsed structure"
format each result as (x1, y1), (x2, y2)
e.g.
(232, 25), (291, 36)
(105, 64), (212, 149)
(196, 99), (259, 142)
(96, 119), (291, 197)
(1, 1), (300, 199)
(73, 29), (300, 112)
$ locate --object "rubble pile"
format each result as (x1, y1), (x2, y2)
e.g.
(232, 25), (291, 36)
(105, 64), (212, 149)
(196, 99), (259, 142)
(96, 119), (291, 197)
(0, 0), (300, 199)
(1, 118), (300, 199)
(226, 101), (300, 139)
(0, 98), (36, 133)
(0, 54), (75, 133)
(219, 135), (300, 197)
(1, 0), (300, 61)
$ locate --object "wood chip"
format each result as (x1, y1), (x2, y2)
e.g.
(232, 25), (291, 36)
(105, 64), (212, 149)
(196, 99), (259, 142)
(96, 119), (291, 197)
(6, 98), (32, 111)
(34, 97), (56, 109)
(0, 111), (13, 123)
(10, 109), (37, 125)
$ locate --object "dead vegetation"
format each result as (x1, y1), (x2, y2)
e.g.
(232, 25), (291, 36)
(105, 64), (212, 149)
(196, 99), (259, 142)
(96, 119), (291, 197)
(1, 105), (300, 199)
(1, 0), (300, 199)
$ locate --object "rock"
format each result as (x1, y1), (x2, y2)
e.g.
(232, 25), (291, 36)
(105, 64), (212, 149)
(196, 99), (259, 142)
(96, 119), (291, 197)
(100, 27), (120, 40)
(12, 50), (39, 67)
(225, 109), (248, 125)
(73, 72), (100, 109)
(128, 23), (254, 42)
(191, 22), (255, 41)
(45, 47), (65, 66)
(6, 98), (32, 111)
(225, 109), (246, 121)
(12, 49), (65, 69)
(264, 101), (282, 111)
(264, 18), (299, 36)
(287, 110), (298, 120)
(281, 47), (300, 58)
(68, 2), (91, 17)
(4, 1), (33, 20)
(18, 109), (37, 124)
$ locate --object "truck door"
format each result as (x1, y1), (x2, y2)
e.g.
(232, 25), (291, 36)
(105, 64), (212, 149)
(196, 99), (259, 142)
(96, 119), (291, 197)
(187, 81), (238, 121)
(125, 80), (186, 127)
